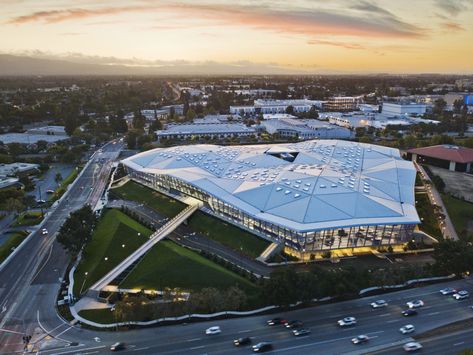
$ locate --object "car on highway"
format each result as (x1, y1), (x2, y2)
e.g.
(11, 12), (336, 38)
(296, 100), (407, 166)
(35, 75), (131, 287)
(338, 317), (357, 327)
(267, 317), (286, 326)
(36, 199), (46, 204)
(110, 342), (125, 351)
(440, 287), (457, 295)
(46, 189), (55, 194)
(402, 309), (418, 317)
(233, 337), (252, 346)
(205, 326), (221, 335)
(41, 228), (48, 235)
(453, 290), (469, 300)
(351, 335), (369, 344)
(403, 341), (423, 352)
(285, 320), (303, 329)
(399, 324), (415, 334)
(252, 342), (273, 353)
(370, 300), (388, 308)
(406, 300), (424, 308)
(292, 329), (311, 337)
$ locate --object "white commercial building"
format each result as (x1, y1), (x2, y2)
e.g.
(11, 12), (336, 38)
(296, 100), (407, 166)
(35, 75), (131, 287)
(261, 118), (352, 140)
(381, 102), (428, 116)
(230, 99), (322, 115)
(122, 140), (419, 253)
(156, 122), (256, 141)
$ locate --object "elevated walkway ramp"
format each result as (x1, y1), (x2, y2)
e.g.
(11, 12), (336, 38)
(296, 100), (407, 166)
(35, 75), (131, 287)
(257, 242), (283, 262)
(89, 201), (201, 293)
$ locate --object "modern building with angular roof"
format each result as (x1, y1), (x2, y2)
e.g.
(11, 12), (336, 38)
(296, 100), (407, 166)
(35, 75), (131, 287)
(122, 140), (420, 254)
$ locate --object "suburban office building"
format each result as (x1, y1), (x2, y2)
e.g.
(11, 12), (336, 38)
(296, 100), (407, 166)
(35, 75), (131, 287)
(444, 92), (473, 110)
(155, 122), (256, 141)
(261, 118), (352, 140)
(322, 96), (361, 111)
(407, 145), (473, 173)
(122, 140), (419, 255)
(381, 102), (429, 116)
(229, 99), (322, 115)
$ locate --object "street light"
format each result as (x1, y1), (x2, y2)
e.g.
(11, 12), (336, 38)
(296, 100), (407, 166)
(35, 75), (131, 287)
(79, 272), (88, 295)
(104, 257), (108, 261)
(122, 244), (125, 248)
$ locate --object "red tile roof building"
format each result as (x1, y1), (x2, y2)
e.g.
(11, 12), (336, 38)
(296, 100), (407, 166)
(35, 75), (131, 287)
(407, 145), (473, 173)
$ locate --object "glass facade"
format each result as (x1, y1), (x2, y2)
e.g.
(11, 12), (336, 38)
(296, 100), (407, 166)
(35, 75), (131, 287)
(126, 166), (414, 252)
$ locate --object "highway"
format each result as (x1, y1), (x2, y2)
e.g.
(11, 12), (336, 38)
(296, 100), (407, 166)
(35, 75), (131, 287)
(33, 278), (473, 355)
(0, 140), (123, 353)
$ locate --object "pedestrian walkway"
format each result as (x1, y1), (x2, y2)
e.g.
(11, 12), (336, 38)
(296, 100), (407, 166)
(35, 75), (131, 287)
(257, 242), (283, 262)
(88, 200), (201, 295)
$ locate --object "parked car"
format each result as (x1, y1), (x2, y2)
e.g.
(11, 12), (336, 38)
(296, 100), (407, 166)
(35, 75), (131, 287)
(440, 287), (457, 295)
(252, 342), (273, 353)
(406, 300), (424, 308)
(110, 342), (125, 351)
(338, 317), (357, 327)
(403, 342), (423, 352)
(41, 228), (48, 235)
(351, 335), (369, 344)
(285, 320), (303, 329)
(205, 326), (221, 335)
(371, 300), (388, 308)
(292, 329), (311, 337)
(402, 309), (418, 317)
(267, 317), (286, 326)
(233, 337), (252, 346)
(453, 290), (469, 300)
(400, 324), (415, 334)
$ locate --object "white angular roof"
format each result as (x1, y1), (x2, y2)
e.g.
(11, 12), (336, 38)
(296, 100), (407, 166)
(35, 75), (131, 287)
(122, 140), (420, 232)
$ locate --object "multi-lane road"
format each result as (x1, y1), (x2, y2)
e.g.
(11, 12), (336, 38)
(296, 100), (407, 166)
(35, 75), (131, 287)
(0, 140), (123, 353)
(25, 278), (473, 355)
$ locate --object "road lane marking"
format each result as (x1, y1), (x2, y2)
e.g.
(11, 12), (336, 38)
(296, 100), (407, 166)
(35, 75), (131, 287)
(386, 319), (401, 323)
(454, 342), (465, 346)
(189, 345), (205, 350)
(272, 331), (384, 353)
(51, 345), (106, 355)
(186, 338), (202, 342)
(427, 312), (440, 316)
(238, 329), (252, 333)
(133, 347), (150, 351)
(378, 313), (391, 317)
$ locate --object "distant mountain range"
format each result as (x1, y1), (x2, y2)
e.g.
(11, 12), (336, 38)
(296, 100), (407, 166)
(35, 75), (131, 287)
(0, 54), (308, 76)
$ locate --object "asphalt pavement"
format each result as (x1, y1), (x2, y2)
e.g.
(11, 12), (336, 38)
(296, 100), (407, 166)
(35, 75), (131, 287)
(0, 140), (123, 353)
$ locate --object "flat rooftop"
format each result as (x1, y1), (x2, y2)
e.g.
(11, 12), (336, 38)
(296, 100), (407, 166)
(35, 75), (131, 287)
(123, 140), (419, 232)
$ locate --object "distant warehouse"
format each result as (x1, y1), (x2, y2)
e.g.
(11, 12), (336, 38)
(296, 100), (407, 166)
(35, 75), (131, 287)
(155, 122), (256, 141)
(122, 140), (419, 256)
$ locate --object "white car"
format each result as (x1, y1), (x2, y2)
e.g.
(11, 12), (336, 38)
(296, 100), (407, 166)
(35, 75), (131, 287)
(41, 228), (48, 235)
(338, 317), (357, 327)
(403, 342), (423, 352)
(453, 290), (469, 300)
(440, 287), (457, 295)
(399, 324), (415, 334)
(205, 326), (221, 335)
(406, 300), (424, 309)
(371, 300), (388, 308)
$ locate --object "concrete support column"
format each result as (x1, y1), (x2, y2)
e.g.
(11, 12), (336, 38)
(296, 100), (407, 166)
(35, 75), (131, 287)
(449, 161), (456, 171)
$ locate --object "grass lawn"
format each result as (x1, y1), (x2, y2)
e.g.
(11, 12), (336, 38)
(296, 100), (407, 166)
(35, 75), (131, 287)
(188, 211), (269, 258)
(415, 192), (442, 240)
(0, 231), (28, 264)
(12, 211), (43, 227)
(120, 240), (258, 294)
(441, 193), (473, 236)
(78, 308), (116, 324)
(112, 181), (185, 218)
(73, 209), (152, 296)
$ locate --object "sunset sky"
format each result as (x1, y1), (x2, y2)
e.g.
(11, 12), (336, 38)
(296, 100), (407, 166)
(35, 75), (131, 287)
(1, 0), (473, 73)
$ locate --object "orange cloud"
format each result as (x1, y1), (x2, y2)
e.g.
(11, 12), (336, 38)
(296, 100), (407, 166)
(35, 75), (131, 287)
(7, 2), (424, 39)
(441, 22), (465, 31)
(307, 39), (365, 50)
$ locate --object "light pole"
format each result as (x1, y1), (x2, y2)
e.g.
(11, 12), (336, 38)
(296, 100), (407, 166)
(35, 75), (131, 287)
(79, 271), (88, 295)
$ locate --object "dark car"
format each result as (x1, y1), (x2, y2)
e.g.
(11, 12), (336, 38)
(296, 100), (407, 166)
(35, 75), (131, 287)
(253, 342), (273, 353)
(402, 309), (418, 317)
(267, 317), (286, 326)
(285, 320), (303, 329)
(110, 342), (125, 351)
(234, 337), (252, 346)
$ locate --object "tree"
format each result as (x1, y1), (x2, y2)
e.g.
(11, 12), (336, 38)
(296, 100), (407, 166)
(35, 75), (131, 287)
(132, 111), (146, 130)
(404, 135), (417, 149)
(285, 105), (294, 115)
(433, 99), (447, 116)
(56, 205), (97, 257)
(55, 172), (63, 185)
(4, 197), (24, 215)
(433, 239), (473, 276)
(185, 108), (196, 121)
(453, 99), (464, 114)
(126, 130), (140, 149)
